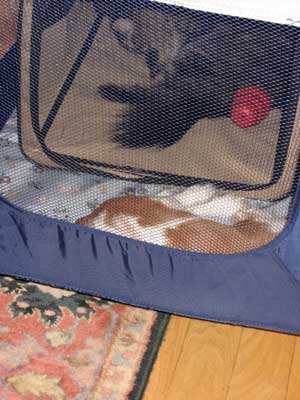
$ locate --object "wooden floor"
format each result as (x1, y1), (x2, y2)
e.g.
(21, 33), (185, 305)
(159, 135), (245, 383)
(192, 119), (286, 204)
(144, 316), (300, 400)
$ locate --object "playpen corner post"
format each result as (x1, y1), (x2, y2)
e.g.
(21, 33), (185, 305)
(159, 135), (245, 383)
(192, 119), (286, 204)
(0, 45), (19, 131)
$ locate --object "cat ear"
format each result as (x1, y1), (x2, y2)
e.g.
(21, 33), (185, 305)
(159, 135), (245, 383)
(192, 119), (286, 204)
(112, 18), (134, 34)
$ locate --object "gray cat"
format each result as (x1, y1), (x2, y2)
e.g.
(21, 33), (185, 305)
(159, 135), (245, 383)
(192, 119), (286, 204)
(99, 10), (296, 148)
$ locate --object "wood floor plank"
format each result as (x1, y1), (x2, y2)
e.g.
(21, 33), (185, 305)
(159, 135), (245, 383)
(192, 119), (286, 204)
(226, 329), (295, 400)
(143, 316), (190, 400)
(162, 320), (243, 400)
(286, 336), (300, 400)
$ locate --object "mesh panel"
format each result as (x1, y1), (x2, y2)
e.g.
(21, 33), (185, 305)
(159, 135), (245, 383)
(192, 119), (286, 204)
(1, 0), (300, 254)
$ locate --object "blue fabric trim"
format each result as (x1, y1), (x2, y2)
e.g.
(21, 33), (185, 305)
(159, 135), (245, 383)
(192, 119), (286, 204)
(276, 195), (300, 280)
(2, 194), (300, 334)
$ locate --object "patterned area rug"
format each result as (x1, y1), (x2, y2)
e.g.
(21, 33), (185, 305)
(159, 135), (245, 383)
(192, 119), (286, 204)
(0, 276), (169, 400)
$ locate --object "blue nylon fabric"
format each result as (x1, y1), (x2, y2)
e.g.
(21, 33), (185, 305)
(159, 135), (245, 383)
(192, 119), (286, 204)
(0, 46), (18, 130)
(276, 207), (300, 280)
(1, 196), (300, 334)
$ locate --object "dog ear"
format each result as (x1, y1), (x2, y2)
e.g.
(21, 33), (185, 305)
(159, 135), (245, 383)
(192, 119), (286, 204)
(98, 84), (146, 104)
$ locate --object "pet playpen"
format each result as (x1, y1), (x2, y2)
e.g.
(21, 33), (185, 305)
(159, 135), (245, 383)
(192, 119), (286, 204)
(1, 0), (300, 333)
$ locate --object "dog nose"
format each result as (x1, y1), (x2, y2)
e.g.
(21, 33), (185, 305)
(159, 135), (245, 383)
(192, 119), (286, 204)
(145, 47), (161, 79)
(176, 54), (213, 78)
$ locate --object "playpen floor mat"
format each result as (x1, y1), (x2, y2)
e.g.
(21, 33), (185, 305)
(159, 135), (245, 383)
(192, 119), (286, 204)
(1, 113), (292, 254)
(19, 2), (300, 200)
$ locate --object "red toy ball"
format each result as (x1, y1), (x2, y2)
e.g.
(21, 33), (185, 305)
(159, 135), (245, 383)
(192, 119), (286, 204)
(231, 86), (271, 128)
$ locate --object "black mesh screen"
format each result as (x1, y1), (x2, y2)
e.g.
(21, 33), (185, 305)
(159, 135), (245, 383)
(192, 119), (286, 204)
(1, 0), (300, 254)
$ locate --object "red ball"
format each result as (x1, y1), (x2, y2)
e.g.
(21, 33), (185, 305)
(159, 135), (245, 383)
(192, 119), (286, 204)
(231, 86), (271, 128)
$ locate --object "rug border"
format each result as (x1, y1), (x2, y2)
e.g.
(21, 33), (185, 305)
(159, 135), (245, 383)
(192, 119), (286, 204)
(129, 312), (170, 400)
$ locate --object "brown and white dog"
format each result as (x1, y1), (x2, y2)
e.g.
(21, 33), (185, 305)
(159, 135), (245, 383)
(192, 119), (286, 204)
(76, 185), (284, 254)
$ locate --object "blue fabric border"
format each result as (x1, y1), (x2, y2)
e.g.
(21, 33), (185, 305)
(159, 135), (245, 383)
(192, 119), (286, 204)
(1, 189), (300, 334)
